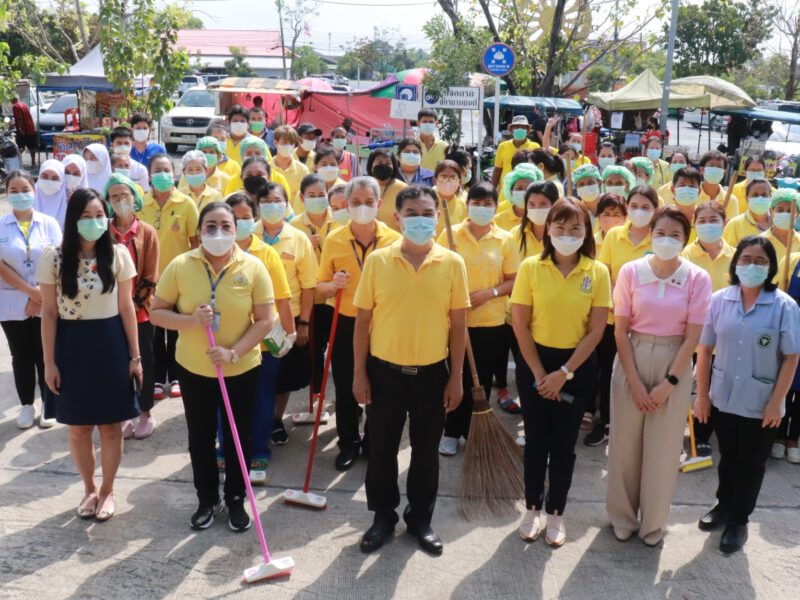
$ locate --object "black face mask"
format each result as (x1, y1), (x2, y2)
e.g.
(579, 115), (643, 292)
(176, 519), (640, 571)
(243, 175), (268, 195)
(371, 164), (393, 181)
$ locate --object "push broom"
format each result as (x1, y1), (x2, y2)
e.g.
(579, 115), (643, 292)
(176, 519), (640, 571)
(206, 326), (294, 583)
(283, 289), (343, 510)
(681, 405), (713, 473)
(292, 310), (331, 426)
(440, 198), (525, 520)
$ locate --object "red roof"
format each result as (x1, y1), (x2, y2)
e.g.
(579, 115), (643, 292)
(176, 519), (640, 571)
(176, 29), (285, 57)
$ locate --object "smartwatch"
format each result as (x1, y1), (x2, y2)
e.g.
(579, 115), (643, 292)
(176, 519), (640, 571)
(665, 373), (679, 386)
(560, 365), (574, 381)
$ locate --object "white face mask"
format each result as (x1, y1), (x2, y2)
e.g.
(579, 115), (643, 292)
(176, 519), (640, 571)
(604, 185), (626, 198)
(85, 160), (102, 175)
(201, 231), (236, 257)
(301, 139), (317, 152)
(317, 165), (340, 182)
(65, 174), (83, 190)
(651, 236), (683, 260)
(132, 129), (149, 143)
(230, 122), (248, 136)
(550, 235), (584, 257)
(112, 200), (134, 219)
(38, 179), (62, 195)
(527, 208), (550, 225)
(349, 204), (378, 225)
(577, 184), (600, 202)
(114, 144), (132, 156)
(628, 208), (653, 229)
(277, 144), (296, 157)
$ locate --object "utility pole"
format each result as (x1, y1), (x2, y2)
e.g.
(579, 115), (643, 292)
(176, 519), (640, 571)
(660, 0), (679, 136)
(276, 0), (288, 79)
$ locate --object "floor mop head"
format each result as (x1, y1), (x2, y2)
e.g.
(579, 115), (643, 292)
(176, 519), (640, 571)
(680, 455), (713, 473)
(292, 411), (329, 425)
(282, 488), (327, 509)
(243, 556), (295, 583)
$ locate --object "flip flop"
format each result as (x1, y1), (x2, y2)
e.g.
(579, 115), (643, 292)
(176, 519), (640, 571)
(499, 397), (522, 414)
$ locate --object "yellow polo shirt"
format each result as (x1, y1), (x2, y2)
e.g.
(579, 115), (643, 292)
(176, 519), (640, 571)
(376, 179), (409, 231)
(178, 171), (231, 197)
(318, 220), (401, 317)
(354, 240), (470, 366)
(245, 236), (291, 301)
(495, 138), (540, 204)
(139, 189), (200, 274)
(176, 182), (223, 213)
(270, 157), (309, 205)
(226, 136), (272, 163)
(597, 221), (652, 283)
(511, 254), (611, 349)
(681, 239), (736, 291)
(223, 170), (291, 199)
(294, 149), (315, 170)
(262, 223), (318, 317)
(154, 246), (274, 378)
(494, 206), (522, 231)
(218, 157), (240, 179)
(778, 252), (800, 291)
(290, 210), (340, 260)
(436, 221), (519, 327)
(762, 227), (800, 266)
(434, 189), (468, 237)
(722, 212), (765, 247)
(420, 138), (449, 171)
(508, 223), (545, 260)
(649, 158), (672, 189)
(733, 180), (776, 215)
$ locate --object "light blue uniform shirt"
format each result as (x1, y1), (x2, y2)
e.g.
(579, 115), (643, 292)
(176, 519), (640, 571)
(0, 211), (62, 321)
(700, 285), (800, 419)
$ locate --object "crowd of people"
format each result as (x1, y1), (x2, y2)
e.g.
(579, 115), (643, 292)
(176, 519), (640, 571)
(2, 106), (799, 558)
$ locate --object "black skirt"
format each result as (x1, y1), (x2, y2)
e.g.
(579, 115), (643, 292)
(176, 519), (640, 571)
(276, 320), (311, 394)
(54, 315), (140, 425)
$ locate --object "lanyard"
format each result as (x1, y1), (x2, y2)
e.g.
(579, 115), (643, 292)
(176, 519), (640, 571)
(203, 263), (228, 310)
(17, 223), (33, 264)
(350, 238), (378, 272)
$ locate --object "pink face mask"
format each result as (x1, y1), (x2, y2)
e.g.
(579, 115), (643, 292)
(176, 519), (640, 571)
(437, 180), (459, 196)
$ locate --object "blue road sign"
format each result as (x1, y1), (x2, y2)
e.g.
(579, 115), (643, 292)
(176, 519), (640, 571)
(483, 43), (515, 77)
(395, 84), (418, 101)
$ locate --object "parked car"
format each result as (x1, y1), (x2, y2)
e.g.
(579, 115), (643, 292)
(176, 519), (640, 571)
(203, 74), (226, 85)
(178, 75), (206, 97)
(160, 88), (219, 153)
(684, 108), (727, 130)
(310, 73), (350, 86)
(36, 93), (78, 149)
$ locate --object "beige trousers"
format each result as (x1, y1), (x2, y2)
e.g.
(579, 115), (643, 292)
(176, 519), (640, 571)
(606, 333), (692, 542)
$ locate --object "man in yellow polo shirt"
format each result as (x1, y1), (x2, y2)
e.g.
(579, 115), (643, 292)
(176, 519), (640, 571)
(138, 153), (200, 400)
(353, 185), (469, 556)
(317, 176), (402, 471)
(226, 105), (273, 163)
(492, 115), (541, 204)
(417, 109), (449, 171)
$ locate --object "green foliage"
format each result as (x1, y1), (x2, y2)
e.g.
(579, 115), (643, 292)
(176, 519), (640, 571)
(224, 47), (257, 77)
(337, 29), (428, 80)
(725, 55), (790, 100)
(672, 0), (775, 77)
(0, 0), (19, 103)
(291, 46), (324, 78)
(99, 0), (189, 121)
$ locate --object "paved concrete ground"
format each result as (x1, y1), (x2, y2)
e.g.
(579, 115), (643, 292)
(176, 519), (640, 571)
(0, 332), (799, 600)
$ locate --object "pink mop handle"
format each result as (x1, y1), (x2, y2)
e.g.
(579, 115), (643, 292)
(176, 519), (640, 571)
(206, 326), (271, 564)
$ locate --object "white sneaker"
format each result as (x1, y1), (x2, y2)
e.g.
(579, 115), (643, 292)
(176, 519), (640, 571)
(518, 509), (545, 542)
(546, 513), (566, 547)
(771, 442), (787, 459)
(16, 405), (35, 429)
(39, 414), (56, 429)
(787, 447), (800, 464)
(438, 436), (458, 456)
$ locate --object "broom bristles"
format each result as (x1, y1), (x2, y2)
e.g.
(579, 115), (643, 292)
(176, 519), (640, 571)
(459, 394), (524, 520)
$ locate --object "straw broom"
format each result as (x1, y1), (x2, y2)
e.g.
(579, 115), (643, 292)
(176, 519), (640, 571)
(439, 197), (524, 520)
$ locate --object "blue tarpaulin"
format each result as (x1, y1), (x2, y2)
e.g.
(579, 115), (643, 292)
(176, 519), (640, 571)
(483, 96), (583, 115)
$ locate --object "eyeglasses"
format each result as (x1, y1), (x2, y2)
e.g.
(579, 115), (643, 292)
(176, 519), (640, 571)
(108, 192), (133, 203)
(437, 176), (459, 183)
(202, 223), (235, 235)
(737, 257), (770, 267)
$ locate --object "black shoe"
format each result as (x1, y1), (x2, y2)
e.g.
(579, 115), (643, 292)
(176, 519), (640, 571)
(406, 523), (444, 555)
(359, 513), (398, 553)
(227, 497), (252, 532)
(696, 442), (713, 457)
(271, 421), (289, 446)
(698, 504), (729, 531)
(584, 422), (609, 446)
(190, 499), (223, 530)
(719, 522), (747, 553)
(335, 445), (359, 471)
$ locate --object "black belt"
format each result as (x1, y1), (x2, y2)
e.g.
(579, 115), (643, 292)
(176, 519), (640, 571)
(370, 356), (447, 376)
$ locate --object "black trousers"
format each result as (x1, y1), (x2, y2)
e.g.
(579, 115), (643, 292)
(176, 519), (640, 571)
(1, 317), (47, 406)
(779, 391), (800, 442)
(444, 325), (503, 439)
(137, 321), (156, 412)
(179, 364), (259, 505)
(365, 356), (448, 526)
(311, 303), (333, 395)
(332, 315), (363, 450)
(492, 323), (515, 389)
(153, 326), (178, 385)
(590, 323), (615, 424)
(714, 407), (777, 525)
(517, 344), (596, 514)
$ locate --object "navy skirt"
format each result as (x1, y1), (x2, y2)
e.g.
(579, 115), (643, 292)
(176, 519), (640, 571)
(54, 315), (140, 425)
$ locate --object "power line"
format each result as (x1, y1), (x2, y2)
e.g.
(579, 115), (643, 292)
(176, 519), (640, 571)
(310, 0), (433, 5)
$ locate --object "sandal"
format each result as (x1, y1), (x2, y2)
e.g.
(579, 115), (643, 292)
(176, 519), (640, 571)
(499, 396), (522, 414)
(77, 493), (99, 519)
(95, 493), (116, 521)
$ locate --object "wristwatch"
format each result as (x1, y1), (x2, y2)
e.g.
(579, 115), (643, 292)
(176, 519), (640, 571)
(560, 365), (574, 380)
(230, 349), (240, 365)
(665, 373), (679, 386)
(492, 287), (499, 298)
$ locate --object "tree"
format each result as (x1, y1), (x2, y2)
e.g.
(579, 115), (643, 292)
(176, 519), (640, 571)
(774, 0), (800, 100)
(224, 47), (257, 77)
(278, 0), (319, 78)
(338, 29), (427, 80)
(672, 0), (775, 77)
(291, 45), (324, 77)
(726, 55), (789, 100)
(98, 0), (189, 121)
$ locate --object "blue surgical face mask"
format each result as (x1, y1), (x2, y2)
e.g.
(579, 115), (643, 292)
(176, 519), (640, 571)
(510, 190), (526, 208)
(598, 157), (615, 171)
(77, 217), (108, 242)
(468, 205), (496, 226)
(703, 166), (725, 184)
(304, 196), (329, 215)
(736, 264), (769, 288)
(402, 216), (437, 245)
(235, 218), (256, 241)
(186, 172), (206, 187)
(419, 122), (437, 136)
(748, 196), (771, 216)
(695, 222), (723, 244)
(400, 152), (421, 167)
(331, 138), (347, 151)
(9, 192), (35, 211)
(670, 162), (686, 175)
(746, 170), (766, 182)
(674, 186), (700, 206)
(646, 148), (662, 160)
(773, 212), (793, 230)
(260, 202), (286, 225)
(570, 142), (582, 153)
(114, 168), (130, 178)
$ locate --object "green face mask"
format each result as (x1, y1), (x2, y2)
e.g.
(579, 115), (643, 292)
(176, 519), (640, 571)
(512, 128), (528, 141)
(77, 217), (108, 242)
(250, 121), (266, 133)
(204, 153), (218, 167)
(151, 171), (174, 192)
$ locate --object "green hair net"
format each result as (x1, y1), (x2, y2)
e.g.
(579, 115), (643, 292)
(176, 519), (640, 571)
(503, 163), (544, 200)
(239, 135), (269, 159)
(196, 136), (221, 152)
(631, 156), (654, 177)
(572, 163), (601, 185)
(602, 164), (636, 190)
(770, 187), (800, 209)
(103, 172), (143, 215)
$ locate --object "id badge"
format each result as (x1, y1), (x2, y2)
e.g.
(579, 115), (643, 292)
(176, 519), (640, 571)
(211, 310), (221, 332)
(23, 260), (34, 273)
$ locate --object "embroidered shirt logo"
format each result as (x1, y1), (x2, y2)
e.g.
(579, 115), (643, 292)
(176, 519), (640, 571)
(233, 273), (248, 286)
(757, 334), (772, 349)
(580, 276), (592, 293)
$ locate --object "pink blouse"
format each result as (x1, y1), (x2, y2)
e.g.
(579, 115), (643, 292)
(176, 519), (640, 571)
(613, 256), (712, 336)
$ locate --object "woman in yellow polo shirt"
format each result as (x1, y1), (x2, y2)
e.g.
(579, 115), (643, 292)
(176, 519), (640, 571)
(370, 148), (407, 230)
(529, 149), (565, 198)
(207, 119), (241, 180)
(630, 157), (655, 188)
(657, 151), (689, 203)
(572, 164), (603, 217)
(432, 159), (468, 236)
(594, 193), (627, 250)
(495, 163), (544, 231)
(271, 125), (310, 207)
(763, 188), (800, 265)
(313, 147), (347, 192)
(597, 142), (618, 173)
(511, 199), (611, 547)
(150, 201), (275, 532)
(436, 182), (519, 455)
(193, 136), (231, 194)
(732, 156), (775, 215)
(602, 165), (636, 200)
(223, 140), (291, 198)
(723, 178), (772, 246)
(179, 150), (223, 212)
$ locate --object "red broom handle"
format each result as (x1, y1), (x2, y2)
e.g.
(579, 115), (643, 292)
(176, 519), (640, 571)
(307, 305), (315, 413)
(302, 289), (343, 493)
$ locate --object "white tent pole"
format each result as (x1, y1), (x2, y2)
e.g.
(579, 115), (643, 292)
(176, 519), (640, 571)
(660, 0), (679, 135)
